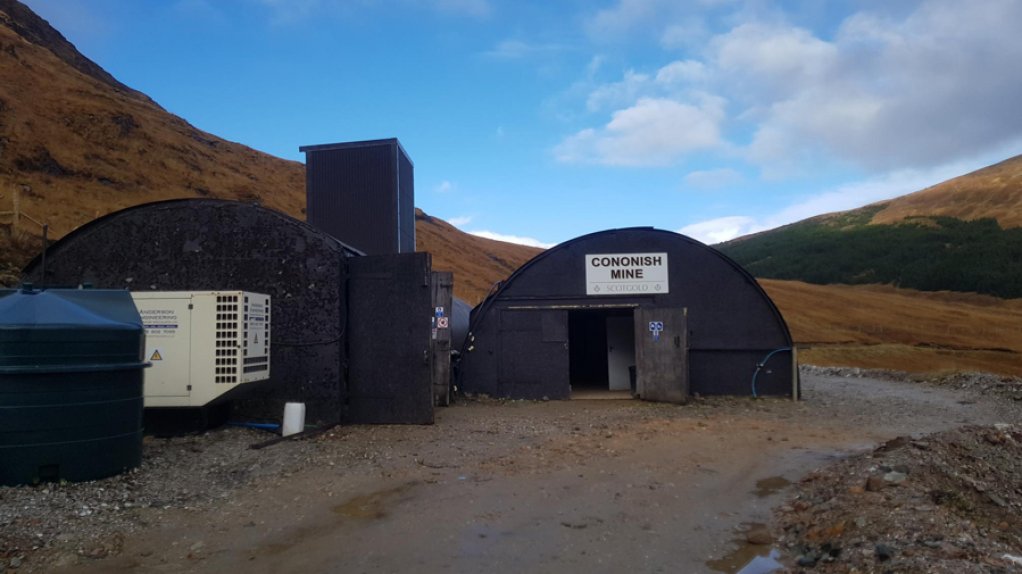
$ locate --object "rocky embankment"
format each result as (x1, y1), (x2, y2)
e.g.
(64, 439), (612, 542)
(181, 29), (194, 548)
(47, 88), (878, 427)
(776, 367), (1022, 573)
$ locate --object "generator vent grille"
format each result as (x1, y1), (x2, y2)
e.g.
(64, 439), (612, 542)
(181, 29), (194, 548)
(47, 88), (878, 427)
(214, 294), (239, 384)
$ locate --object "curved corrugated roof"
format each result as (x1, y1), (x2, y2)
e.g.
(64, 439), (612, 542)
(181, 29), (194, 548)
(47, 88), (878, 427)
(24, 199), (363, 276)
(467, 226), (792, 345)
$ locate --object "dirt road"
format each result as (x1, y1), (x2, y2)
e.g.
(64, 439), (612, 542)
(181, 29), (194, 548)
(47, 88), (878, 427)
(15, 372), (1022, 573)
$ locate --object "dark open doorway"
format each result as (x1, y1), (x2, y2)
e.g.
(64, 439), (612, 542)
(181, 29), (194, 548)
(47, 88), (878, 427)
(568, 308), (636, 396)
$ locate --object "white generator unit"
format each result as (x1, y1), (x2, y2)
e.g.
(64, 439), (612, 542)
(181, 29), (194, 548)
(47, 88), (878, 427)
(131, 291), (271, 408)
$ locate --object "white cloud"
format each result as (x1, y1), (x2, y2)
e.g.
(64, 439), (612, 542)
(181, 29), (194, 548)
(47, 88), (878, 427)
(582, 60), (706, 114)
(585, 0), (709, 41)
(683, 168), (743, 189)
(585, 0), (665, 40)
(434, 180), (455, 193)
(654, 60), (706, 86)
(660, 19), (710, 49)
(731, 2), (1022, 171)
(679, 216), (759, 244)
(554, 96), (725, 166)
(467, 230), (554, 249)
(586, 70), (651, 112)
(447, 215), (473, 227)
(568, 1), (1022, 176)
(711, 22), (838, 100)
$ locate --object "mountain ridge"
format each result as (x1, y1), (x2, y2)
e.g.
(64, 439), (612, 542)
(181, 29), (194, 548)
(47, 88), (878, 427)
(1, 1), (1019, 377)
(870, 155), (1022, 229)
(0, 0), (537, 303)
(719, 154), (1022, 298)
(0, 0), (151, 104)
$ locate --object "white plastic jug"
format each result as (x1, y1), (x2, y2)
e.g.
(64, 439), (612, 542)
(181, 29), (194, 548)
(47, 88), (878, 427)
(282, 402), (306, 437)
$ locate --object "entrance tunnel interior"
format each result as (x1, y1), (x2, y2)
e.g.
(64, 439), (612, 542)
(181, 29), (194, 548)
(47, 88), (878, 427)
(568, 308), (636, 393)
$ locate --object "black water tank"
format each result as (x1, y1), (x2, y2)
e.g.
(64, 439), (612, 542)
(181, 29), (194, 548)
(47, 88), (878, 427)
(0, 287), (147, 486)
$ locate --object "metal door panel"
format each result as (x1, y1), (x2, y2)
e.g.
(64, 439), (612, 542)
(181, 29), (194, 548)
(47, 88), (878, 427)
(634, 307), (688, 403)
(346, 253), (434, 424)
(498, 309), (569, 400)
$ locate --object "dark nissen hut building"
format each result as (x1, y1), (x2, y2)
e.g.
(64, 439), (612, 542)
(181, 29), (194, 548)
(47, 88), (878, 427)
(22, 199), (439, 426)
(22, 138), (455, 427)
(458, 227), (797, 402)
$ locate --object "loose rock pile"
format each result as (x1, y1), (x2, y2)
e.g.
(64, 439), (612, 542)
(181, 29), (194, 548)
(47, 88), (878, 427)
(774, 424), (1022, 573)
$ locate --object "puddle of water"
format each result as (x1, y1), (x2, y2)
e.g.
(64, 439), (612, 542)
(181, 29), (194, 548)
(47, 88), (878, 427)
(706, 541), (778, 573)
(707, 522), (783, 574)
(333, 482), (417, 519)
(753, 476), (791, 498)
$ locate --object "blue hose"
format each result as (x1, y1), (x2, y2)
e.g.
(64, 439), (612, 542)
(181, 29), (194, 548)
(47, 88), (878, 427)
(752, 347), (792, 398)
(227, 421), (281, 431)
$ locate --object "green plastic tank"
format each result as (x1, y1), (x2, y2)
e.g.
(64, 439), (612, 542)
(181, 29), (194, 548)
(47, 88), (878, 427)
(0, 286), (147, 486)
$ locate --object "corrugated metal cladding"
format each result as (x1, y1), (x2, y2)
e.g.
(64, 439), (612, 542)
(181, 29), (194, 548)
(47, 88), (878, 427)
(300, 138), (415, 256)
(346, 253), (434, 424)
(398, 149), (415, 253)
(459, 227), (798, 400)
(22, 200), (364, 423)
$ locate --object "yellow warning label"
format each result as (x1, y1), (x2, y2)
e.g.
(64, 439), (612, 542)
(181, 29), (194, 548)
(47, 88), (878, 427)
(150, 350), (163, 361)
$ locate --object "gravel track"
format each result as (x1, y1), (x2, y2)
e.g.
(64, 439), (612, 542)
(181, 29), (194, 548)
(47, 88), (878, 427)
(1, 366), (1019, 573)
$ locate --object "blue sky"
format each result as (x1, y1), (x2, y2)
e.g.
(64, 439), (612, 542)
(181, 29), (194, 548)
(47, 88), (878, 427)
(23, 0), (1022, 247)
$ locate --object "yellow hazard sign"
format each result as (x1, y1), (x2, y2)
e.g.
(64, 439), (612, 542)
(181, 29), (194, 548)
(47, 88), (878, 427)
(150, 349), (163, 361)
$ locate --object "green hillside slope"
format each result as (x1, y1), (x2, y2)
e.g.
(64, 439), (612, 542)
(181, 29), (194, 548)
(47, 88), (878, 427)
(719, 206), (1022, 298)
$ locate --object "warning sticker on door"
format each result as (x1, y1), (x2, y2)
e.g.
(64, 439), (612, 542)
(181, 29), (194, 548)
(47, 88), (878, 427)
(150, 349), (163, 361)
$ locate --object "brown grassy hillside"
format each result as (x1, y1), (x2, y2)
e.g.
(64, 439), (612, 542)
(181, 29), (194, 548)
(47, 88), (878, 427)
(0, 1), (537, 303)
(0, 0), (306, 238)
(415, 209), (541, 304)
(763, 279), (1022, 376)
(870, 154), (1022, 228)
(1, 1), (1019, 378)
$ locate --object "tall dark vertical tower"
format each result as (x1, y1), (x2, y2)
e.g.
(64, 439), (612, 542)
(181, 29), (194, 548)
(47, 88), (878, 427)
(299, 138), (415, 255)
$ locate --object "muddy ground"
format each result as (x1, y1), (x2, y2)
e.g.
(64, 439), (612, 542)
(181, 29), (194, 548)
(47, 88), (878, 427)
(2, 369), (1021, 573)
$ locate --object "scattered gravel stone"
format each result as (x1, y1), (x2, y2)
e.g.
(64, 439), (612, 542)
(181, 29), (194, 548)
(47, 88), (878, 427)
(883, 470), (907, 484)
(0, 426), (328, 572)
(865, 475), (885, 492)
(775, 423), (1022, 573)
(801, 365), (1022, 403)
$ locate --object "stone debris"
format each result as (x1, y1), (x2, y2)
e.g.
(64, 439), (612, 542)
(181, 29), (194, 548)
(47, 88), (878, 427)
(774, 423), (1022, 573)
